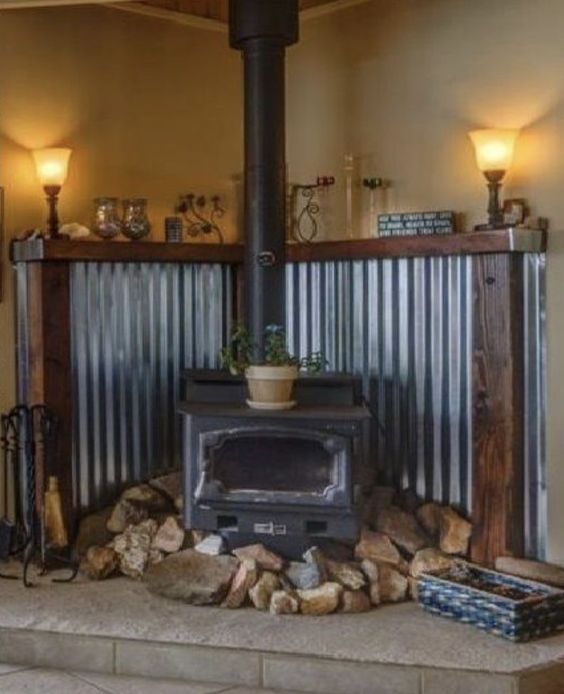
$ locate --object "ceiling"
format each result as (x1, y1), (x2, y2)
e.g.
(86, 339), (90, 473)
(137, 0), (346, 23)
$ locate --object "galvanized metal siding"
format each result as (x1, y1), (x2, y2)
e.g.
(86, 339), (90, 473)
(70, 262), (232, 511)
(287, 255), (546, 557)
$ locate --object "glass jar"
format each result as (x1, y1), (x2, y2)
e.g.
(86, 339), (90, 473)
(92, 197), (123, 239)
(122, 198), (151, 241)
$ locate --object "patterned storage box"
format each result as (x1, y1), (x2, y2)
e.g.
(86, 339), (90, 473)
(417, 563), (564, 641)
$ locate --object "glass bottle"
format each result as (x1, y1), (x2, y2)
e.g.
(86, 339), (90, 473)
(122, 198), (151, 241)
(92, 197), (123, 239)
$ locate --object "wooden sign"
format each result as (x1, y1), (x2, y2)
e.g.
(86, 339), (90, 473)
(378, 211), (455, 237)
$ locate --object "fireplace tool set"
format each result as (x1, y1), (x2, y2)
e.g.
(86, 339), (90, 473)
(0, 404), (77, 587)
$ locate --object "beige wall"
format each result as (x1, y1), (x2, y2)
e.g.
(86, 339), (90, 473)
(1, 0), (563, 560)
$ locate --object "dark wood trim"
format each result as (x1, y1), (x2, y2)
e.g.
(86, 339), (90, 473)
(11, 229), (545, 266)
(471, 254), (525, 566)
(287, 229), (546, 262)
(11, 239), (245, 264)
(26, 262), (74, 537)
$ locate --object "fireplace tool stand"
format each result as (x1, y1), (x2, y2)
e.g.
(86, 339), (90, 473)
(0, 404), (78, 587)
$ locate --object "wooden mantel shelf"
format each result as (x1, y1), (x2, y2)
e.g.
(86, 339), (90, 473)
(11, 228), (546, 265)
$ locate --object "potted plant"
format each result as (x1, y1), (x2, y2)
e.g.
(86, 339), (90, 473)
(220, 324), (326, 410)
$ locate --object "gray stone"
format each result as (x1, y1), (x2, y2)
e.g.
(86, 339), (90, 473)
(341, 589), (371, 613)
(416, 502), (442, 541)
(152, 516), (185, 554)
(107, 499), (148, 534)
(114, 519), (158, 579)
(144, 549), (238, 605)
(75, 507), (114, 556)
(376, 506), (429, 555)
(379, 564), (408, 603)
(325, 559), (366, 590)
(439, 506), (472, 555)
(369, 581), (381, 605)
(248, 571), (280, 610)
(303, 546), (328, 582)
(360, 558), (380, 584)
(410, 547), (454, 578)
(354, 528), (405, 569)
(286, 561), (323, 590)
(79, 546), (118, 580)
(194, 534), (225, 556)
(494, 556), (564, 588)
(121, 484), (171, 513)
(298, 582), (343, 616)
(223, 559), (258, 609)
(232, 543), (284, 571)
(270, 590), (299, 615)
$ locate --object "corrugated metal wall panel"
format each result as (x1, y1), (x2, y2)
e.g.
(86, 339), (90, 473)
(70, 262), (232, 511)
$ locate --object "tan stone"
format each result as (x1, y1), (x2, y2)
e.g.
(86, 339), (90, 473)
(223, 559), (258, 609)
(360, 558), (379, 584)
(298, 582), (343, 616)
(439, 507), (472, 555)
(75, 507), (113, 556)
(144, 549), (238, 605)
(121, 484), (170, 512)
(174, 495), (184, 513)
(270, 590), (299, 615)
(376, 506), (428, 555)
(378, 564), (408, 603)
(325, 559), (366, 590)
(408, 576), (419, 601)
(152, 516), (185, 554)
(354, 528), (403, 567)
(341, 590), (371, 613)
(248, 571), (280, 610)
(107, 499), (148, 534)
(233, 543), (284, 571)
(79, 546), (118, 580)
(495, 556), (564, 588)
(149, 473), (182, 503)
(409, 547), (454, 578)
(416, 503), (442, 540)
(113, 519), (158, 579)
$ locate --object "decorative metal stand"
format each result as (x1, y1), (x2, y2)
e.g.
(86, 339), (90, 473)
(289, 176), (335, 243)
(0, 405), (77, 587)
(176, 193), (225, 244)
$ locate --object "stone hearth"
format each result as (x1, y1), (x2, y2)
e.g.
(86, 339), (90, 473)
(0, 566), (563, 693)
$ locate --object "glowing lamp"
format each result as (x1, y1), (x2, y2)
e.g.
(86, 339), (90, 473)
(32, 148), (72, 238)
(468, 129), (519, 229)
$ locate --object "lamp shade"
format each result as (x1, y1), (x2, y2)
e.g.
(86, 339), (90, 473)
(32, 147), (72, 187)
(468, 129), (519, 173)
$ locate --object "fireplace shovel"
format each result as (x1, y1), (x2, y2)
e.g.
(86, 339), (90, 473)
(0, 414), (15, 561)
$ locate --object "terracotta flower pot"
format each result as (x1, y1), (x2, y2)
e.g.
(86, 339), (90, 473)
(245, 365), (298, 410)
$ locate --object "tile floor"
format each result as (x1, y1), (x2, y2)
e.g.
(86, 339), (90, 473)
(0, 664), (296, 694)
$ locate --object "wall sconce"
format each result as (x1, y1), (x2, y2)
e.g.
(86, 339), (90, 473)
(32, 148), (72, 239)
(468, 129), (519, 230)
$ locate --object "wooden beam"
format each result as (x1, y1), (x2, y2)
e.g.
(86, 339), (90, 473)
(26, 262), (74, 537)
(471, 254), (525, 565)
(109, 1), (227, 31)
(0, 0), (128, 8)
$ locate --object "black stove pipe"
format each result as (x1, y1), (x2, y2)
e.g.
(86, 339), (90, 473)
(229, 0), (299, 353)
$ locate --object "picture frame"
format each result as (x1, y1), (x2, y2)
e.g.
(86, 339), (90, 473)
(503, 198), (528, 226)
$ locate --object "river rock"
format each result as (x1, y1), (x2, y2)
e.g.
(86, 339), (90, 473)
(298, 582), (343, 616)
(114, 519), (158, 578)
(495, 556), (564, 588)
(121, 484), (170, 512)
(325, 559), (366, 590)
(369, 581), (381, 605)
(233, 543), (284, 571)
(354, 528), (404, 568)
(376, 506), (428, 555)
(145, 549), (238, 605)
(379, 564), (408, 603)
(270, 590), (299, 615)
(360, 559), (380, 605)
(75, 507), (114, 556)
(439, 507), (472, 555)
(195, 534), (225, 556)
(303, 546), (328, 581)
(149, 473), (182, 503)
(223, 559), (258, 609)
(79, 546), (118, 580)
(152, 516), (185, 554)
(286, 561), (323, 590)
(107, 499), (148, 534)
(415, 503), (442, 541)
(341, 589), (371, 613)
(410, 548), (454, 578)
(249, 571), (280, 610)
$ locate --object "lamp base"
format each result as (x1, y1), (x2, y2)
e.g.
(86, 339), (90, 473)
(43, 185), (62, 239)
